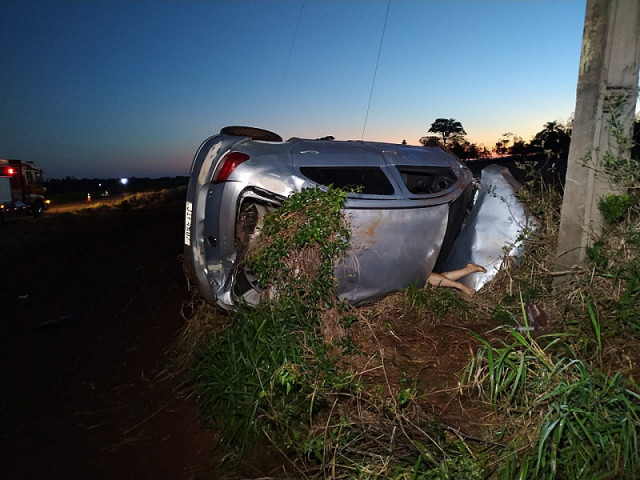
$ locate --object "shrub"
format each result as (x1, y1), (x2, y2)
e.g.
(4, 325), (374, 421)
(598, 193), (634, 223)
(193, 186), (351, 454)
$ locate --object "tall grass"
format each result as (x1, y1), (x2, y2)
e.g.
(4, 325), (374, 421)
(465, 324), (640, 479)
(192, 186), (352, 456)
(193, 300), (321, 451)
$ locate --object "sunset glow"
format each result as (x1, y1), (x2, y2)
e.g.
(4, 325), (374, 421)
(0, 0), (586, 178)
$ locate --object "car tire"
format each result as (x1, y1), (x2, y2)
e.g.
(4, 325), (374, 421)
(220, 126), (283, 143)
(32, 202), (44, 217)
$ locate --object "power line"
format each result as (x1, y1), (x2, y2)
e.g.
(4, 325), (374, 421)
(361, 0), (391, 141)
(273, 0), (306, 123)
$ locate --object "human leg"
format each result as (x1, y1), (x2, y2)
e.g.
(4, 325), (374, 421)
(440, 263), (487, 281)
(427, 272), (476, 297)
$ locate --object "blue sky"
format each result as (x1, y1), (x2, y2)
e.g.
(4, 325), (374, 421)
(0, 0), (586, 178)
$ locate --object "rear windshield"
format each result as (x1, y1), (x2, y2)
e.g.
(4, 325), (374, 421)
(396, 166), (457, 195)
(300, 167), (395, 195)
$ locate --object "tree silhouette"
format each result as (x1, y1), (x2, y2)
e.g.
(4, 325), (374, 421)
(446, 136), (485, 160)
(510, 136), (528, 156)
(428, 118), (467, 145)
(528, 121), (571, 159)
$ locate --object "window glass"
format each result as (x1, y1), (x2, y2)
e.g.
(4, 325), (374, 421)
(300, 167), (395, 195)
(397, 166), (457, 195)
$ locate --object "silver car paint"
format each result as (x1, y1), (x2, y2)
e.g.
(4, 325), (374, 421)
(336, 205), (450, 304)
(443, 164), (537, 290)
(185, 134), (473, 310)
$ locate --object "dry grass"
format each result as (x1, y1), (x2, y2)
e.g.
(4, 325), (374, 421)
(76, 186), (187, 213)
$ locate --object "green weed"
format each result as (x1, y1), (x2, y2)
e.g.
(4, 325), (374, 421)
(193, 186), (352, 456)
(598, 193), (634, 223)
(465, 326), (640, 479)
(249, 185), (350, 307)
(405, 283), (469, 318)
(616, 264), (640, 334)
(193, 301), (318, 450)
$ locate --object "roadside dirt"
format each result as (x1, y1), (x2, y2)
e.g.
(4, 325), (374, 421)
(0, 201), (216, 479)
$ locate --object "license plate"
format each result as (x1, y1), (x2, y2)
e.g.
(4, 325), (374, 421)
(184, 201), (193, 246)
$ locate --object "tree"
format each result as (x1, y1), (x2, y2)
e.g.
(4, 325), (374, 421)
(493, 132), (514, 156)
(428, 118), (467, 145)
(528, 121), (571, 159)
(448, 137), (483, 160)
(510, 136), (528, 156)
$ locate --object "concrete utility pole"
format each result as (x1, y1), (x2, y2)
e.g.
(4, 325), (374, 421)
(555, 0), (640, 276)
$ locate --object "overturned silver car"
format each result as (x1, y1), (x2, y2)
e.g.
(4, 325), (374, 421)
(184, 126), (479, 310)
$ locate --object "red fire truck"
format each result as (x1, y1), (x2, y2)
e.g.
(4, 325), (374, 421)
(0, 159), (48, 222)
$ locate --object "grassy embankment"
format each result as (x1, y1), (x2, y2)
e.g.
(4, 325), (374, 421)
(182, 105), (640, 479)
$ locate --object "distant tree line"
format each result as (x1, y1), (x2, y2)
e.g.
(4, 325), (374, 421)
(420, 117), (576, 161)
(45, 176), (189, 194)
(420, 116), (640, 163)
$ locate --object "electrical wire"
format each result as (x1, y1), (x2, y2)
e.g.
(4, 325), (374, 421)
(361, 0), (391, 141)
(273, 0), (306, 123)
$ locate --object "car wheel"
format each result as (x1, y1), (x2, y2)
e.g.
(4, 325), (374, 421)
(220, 126), (283, 142)
(232, 200), (275, 305)
(32, 202), (44, 217)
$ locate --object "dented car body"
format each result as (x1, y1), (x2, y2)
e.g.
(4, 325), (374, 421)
(184, 127), (474, 310)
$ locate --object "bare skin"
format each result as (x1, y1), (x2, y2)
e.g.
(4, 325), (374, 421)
(427, 263), (487, 297)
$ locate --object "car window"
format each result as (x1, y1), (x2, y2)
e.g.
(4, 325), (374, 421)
(396, 166), (457, 195)
(300, 167), (395, 195)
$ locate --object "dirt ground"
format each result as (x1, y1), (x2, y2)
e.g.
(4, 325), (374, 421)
(0, 201), (217, 479)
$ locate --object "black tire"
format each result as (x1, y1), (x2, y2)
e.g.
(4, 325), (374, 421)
(32, 202), (44, 217)
(220, 126), (282, 142)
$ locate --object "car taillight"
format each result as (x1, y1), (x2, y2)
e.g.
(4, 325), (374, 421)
(212, 152), (250, 184)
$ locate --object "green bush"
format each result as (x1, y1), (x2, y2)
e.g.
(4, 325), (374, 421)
(598, 193), (634, 223)
(193, 186), (351, 453)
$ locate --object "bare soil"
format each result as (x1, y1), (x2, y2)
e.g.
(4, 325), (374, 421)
(0, 201), (216, 479)
(342, 293), (502, 441)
